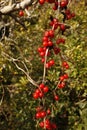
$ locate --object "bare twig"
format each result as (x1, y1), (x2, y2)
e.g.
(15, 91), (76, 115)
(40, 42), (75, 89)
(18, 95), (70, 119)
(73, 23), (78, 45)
(2, 52), (39, 87)
(0, 85), (4, 106)
(42, 48), (49, 83)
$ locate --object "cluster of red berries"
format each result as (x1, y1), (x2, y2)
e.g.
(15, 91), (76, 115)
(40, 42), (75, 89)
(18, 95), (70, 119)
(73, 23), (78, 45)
(39, 0), (68, 7)
(52, 0), (68, 10)
(33, 0), (75, 129)
(39, 119), (57, 130)
(36, 14), (71, 130)
(35, 107), (57, 130)
(33, 83), (49, 99)
(62, 61), (69, 69)
(63, 9), (75, 20)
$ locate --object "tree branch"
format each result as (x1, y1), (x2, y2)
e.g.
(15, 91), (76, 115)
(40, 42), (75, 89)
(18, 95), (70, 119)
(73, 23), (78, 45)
(0, 0), (34, 14)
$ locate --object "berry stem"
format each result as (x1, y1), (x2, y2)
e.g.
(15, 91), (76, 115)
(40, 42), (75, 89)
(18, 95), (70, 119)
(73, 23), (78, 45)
(42, 48), (49, 83)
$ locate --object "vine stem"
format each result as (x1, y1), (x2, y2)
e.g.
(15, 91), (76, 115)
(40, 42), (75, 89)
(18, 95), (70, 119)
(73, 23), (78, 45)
(42, 48), (49, 83)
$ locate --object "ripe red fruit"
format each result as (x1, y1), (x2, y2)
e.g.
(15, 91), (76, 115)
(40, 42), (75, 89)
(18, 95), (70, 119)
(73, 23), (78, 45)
(49, 21), (54, 26)
(39, 0), (45, 4)
(39, 92), (44, 98)
(35, 89), (40, 94)
(62, 61), (68, 66)
(59, 76), (65, 81)
(38, 47), (43, 52)
(49, 30), (54, 38)
(67, 14), (72, 20)
(58, 82), (65, 88)
(40, 51), (45, 57)
(60, 24), (66, 31)
(65, 64), (69, 69)
(40, 111), (46, 118)
(33, 92), (39, 99)
(56, 38), (65, 44)
(71, 13), (75, 17)
(63, 73), (68, 79)
(48, 41), (53, 46)
(47, 109), (51, 115)
(54, 95), (59, 101)
(43, 41), (49, 47)
(49, 59), (55, 66)
(51, 123), (57, 129)
(36, 112), (41, 119)
(53, 5), (58, 10)
(36, 106), (42, 112)
(39, 121), (44, 128)
(41, 58), (45, 63)
(53, 47), (60, 54)
(44, 31), (49, 37)
(46, 0), (55, 3)
(19, 10), (24, 16)
(42, 36), (49, 42)
(65, 9), (71, 15)
(46, 62), (50, 68)
(62, 61), (69, 69)
(60, 0), (68, 8)
(39, 83), (45, 89)
(43, 86), (49, 93)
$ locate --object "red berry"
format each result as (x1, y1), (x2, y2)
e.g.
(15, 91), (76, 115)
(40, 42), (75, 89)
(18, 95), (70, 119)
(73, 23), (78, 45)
(19, 10), (24, 16)
(54, 95), (59, 101)
(62, 61), (68, 66)
(40, 111), (46, 118)
(33, 92), (39, 99)
(44, 31), (49, 37)
(71, 13), (75, 17)
(39, 121), (44, 128)
(40, 51), (45, 57)
(59, 76), (65, 81)
(60, 24), (66, 31)
(48, 41), (53, 46)
(42, 36), (49, 42)
(39, 83), (45, 89)
(47, 0), (55, 3)
(51, 123), (57, 129)
(60, 0), (68, 8)
(49, 59), (55, 66)
(67, 14), (72, 20)
(58, 82), (65, 88)
(43, 41), (49, 47)
(36, 106), (42, 112)
(65, 64), (69, 69)
(39, 92), (44, 98)
(49, 30), (54, 38)
(46, 62), (50, 68)
(49, 21), (54, 26)
(53, 47), (60, 54)
(35, 89), (40, 94)
(39, 0), (45, 4)
(43, 86), (49, 93)
(63, 73), (68, 79)
(41, 58), (45, 63)
(38, 47), (43, 52)
(43, 47), (47, 51)
(56, 38), (65, 44)
(65, 9), (71, 15)
(36, 112), (41, 119)
(47, 109), (51, 115)
(53, 5), (58, 10)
